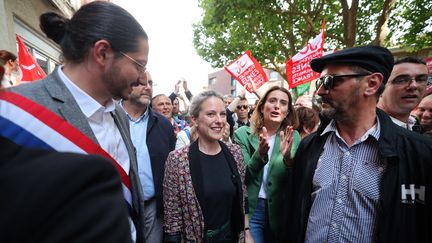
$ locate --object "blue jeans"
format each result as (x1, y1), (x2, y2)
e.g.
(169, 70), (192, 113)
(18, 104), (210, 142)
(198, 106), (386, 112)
(250, 198), (275, 243)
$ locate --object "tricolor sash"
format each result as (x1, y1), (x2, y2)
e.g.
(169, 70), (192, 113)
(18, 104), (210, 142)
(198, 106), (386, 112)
(0, 91), (132, 208)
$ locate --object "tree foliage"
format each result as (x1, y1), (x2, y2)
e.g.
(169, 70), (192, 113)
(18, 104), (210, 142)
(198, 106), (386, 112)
(193, 0), (432, 76)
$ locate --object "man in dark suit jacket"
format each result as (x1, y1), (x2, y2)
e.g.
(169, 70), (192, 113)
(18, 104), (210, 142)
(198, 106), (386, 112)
(121, 71), (176, 242)
(9, 2), (149, 241)
(0, 136), (131, 243)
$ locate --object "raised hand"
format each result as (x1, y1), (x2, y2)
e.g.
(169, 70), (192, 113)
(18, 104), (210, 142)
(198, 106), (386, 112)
(250, 79), (257, 92)
(258, 126), (270, 160)
(222, 122), (231, 142)
(240, 88), (247, 97)
(174, 80), (181, 94)
(182, 78), (189, 91)
(280, 126), (295, 166)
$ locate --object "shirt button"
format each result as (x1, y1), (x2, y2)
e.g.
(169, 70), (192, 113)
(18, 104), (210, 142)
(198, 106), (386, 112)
(378, 167), (384, 172)
(341, 175), (347, 180)
(332, 223), (337, 228)
(337, 198), (342, 203)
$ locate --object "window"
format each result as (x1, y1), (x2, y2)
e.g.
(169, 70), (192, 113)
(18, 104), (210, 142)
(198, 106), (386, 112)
(14, 17), (61, 75)
(34, 50), (49, 74)
(209, 77), (216, 86)
(269, 71), (279, 81)
(231, 77), (236, 86)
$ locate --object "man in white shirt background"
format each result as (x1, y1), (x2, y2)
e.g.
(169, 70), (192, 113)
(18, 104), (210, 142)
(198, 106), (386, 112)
(378, 56), (429, 131)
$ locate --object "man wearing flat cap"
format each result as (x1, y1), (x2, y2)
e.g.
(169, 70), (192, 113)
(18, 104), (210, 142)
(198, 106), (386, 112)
(282, 45), (432, 243)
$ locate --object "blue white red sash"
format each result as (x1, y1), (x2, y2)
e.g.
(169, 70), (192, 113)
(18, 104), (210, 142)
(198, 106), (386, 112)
(0, 91), (132, 208)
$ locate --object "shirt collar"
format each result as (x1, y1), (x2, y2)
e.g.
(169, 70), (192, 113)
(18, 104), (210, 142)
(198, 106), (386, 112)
(120, 100), (149, 122)
(388, 115), (416, 130)
(57, 66), (116, 119)
(321, 118), (381, 144)
(237, 120), (250, 126)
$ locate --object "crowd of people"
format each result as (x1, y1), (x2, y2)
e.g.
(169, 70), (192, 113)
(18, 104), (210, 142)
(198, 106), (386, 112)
(1, 1), (432, 243)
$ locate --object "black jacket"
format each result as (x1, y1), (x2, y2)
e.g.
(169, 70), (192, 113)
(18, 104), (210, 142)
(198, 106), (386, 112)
(145, 108), (176, 215)
(284, 109), (432, 243)
(0, 137), (131, 243)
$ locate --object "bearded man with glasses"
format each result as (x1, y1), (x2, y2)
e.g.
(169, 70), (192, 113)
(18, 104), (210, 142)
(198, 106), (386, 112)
(377, 57), (429, 131)
(282, 46), (432, 243)
(8, 2), (149, 242)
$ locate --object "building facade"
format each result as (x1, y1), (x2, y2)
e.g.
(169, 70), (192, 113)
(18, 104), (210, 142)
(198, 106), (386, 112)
(0, 0), (110, 77)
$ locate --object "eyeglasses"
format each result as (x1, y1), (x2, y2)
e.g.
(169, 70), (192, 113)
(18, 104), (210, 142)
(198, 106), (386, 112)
(389, 74), (429, 86)
(119, 51), (146, 73)
(316, 72), (372, 90)
(237, 105), (248, 110)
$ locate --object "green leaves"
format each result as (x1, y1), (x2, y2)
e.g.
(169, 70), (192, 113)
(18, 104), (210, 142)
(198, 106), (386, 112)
(194, 0), (432, 74)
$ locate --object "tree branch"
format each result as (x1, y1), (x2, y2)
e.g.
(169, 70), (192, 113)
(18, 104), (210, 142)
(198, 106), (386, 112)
(372, 0), (397, 45)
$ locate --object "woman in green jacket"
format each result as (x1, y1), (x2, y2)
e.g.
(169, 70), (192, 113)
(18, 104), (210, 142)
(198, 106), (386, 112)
(234, 86), (300, 242)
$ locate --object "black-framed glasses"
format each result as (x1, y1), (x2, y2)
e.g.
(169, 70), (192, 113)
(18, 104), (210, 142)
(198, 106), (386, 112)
(119, 51), (146, 73)
(389, 74), (429, 86)
(236, 105), (248, 110)
(316, 72), (372, 90)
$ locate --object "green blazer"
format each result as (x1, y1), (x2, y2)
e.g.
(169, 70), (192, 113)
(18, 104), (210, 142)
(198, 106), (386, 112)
(233, 125), (300, 237)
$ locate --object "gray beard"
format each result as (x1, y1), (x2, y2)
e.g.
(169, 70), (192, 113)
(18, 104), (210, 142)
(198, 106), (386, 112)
(320, 106), (351, 122)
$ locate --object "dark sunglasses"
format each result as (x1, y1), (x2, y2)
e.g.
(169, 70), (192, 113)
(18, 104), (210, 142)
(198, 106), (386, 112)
(390, 75), (429, 86)
(316, 72), (372, 90)
(236, 105), (248, 110)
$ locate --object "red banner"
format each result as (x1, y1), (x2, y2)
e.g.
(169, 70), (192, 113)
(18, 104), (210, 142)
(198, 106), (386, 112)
(425, 57), (432, 73)
(286, 20), (325, 89)
(16, 35), (46, 82)
(426, 57), (432, 94)
(224, 50), (268, 92)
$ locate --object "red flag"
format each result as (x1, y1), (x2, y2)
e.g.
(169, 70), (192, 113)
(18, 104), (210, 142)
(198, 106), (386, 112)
(426, 57), (432, 94)
(224, 50), (268, 92)
(286, 20), (325, 89)
(16, 34), (46, 82)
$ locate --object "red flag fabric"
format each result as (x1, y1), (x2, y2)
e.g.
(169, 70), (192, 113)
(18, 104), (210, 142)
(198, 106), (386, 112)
(286, 20), (325, 89)
(426, 57), (432, 94)
(16, 35), (46, 82)
(224, 50), (268, 92)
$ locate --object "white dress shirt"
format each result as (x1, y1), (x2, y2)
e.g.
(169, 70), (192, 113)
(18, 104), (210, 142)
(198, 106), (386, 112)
(57, 67), (130, 174)
(389, 115), (417, 131)
(57, 67), (135, 241)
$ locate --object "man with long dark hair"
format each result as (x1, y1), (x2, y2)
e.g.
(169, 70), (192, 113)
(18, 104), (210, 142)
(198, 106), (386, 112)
(8, 2), (149, 242)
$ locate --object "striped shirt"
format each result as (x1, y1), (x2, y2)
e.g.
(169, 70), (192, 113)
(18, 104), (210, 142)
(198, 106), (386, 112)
(305, 119), (385, 243)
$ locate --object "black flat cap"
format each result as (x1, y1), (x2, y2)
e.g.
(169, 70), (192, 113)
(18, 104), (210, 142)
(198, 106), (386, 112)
(310, 45), (394, 83)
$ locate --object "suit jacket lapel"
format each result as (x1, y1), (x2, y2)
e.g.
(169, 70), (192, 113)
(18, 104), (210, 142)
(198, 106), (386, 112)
(42, 70), (98, 144)
(111, 106), (141, 217)
(146, 108), (157, 134)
